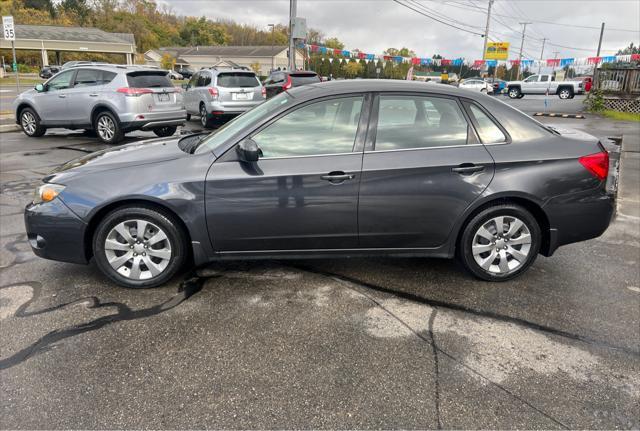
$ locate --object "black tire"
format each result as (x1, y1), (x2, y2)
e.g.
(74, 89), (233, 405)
(186, 113), (191, 121)
(94, 110), (124, 144)
(153, 126), (178, 137)
(558, 87), (573, 100)
(19, 107), (46, 137)
(458, 204), (541, 282)
(199, 102), (213, 128)
(92, 206), (188, 288)
(507, 87), (521, 99)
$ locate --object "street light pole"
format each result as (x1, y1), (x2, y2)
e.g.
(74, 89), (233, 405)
(517, 22), (531, 80)
(268, 24), (275, 72)
(593, 22), (605, 87)
(481, 0), (494, 61)
(288, 0), (296, 71)
(537, 38), (546, 74)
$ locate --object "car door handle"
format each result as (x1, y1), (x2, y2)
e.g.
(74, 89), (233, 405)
(58, 94), (66, 98)
(452, 164), (485, 175)
(321, 172), (355, 183)
(89, 93), (99, 97)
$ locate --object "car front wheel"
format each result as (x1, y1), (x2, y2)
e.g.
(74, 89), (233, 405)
(20, 108), (46, 137)
(459, 204), (541, 282)
(92, 206), (188, 288)
(507, 87), (521, 99)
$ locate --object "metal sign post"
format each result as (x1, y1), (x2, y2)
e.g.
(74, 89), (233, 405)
(2, 16), (19, 91)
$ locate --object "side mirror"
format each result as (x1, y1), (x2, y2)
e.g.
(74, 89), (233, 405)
(35, 83), (45, 92)
(236, 138), (261, 162)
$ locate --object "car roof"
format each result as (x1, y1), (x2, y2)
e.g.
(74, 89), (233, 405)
(69, 64), (167, 73)
(293, 79), (486, 101)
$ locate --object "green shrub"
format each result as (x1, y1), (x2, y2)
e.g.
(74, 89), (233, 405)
(585, 89), (605, 112)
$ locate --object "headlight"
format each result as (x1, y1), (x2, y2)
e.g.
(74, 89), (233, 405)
(33, 183), (65, 204)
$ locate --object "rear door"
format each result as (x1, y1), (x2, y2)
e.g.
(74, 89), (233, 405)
(126, 70), (181, 114)
(66, 68), (117, 125)
(216, 71), (262, 111)
(358, 93), (496, 249)
(205, 94), (369, 252)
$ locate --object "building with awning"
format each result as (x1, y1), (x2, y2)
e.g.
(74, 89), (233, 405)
(0, 24), (136, 66)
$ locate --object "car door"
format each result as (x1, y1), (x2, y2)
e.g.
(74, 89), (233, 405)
(521, 75), (538, 93)
(535, 74), (551, 94)
(358, 93), (496, 249)
(66, 68), (116, 126)
(34, 69), (75, 124)
(205, 94), (369, 252)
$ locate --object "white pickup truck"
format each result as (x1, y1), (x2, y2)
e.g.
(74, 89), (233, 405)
(506, 74), (585, 99)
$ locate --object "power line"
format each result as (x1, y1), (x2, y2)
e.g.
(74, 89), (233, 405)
(392, 0), (485, 36)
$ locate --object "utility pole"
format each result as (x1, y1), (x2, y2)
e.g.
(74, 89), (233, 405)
(288, 0), (296, 71)
(517, 22), (531, 80)
(593, 22), (605, 86)
(481, 0), (494, 60)
(537, 37), (546, 74)
(268, 24), (275, 72)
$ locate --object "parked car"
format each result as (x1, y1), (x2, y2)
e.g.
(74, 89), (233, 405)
(176, 67), (195, 79)
(506, 74), (584, 99)
(39, 65), (61, 79)
(168, 70), (183, 80)
(60, 61), (110, 70)
(263, 70), (321, 98)
(14, 65), (186, 144)
(458, 78), (494, 94)
(24, 80), (614, 288)
(183, 67), (265, 128)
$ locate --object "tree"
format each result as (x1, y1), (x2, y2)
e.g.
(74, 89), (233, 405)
(344, 60), (362, 78)
(324, 37), (344, 50)
(179, 17), (228, 46)
(249, 61), (261, 75)
(160, 53), (175, 70)
(616, 43), (639, 55)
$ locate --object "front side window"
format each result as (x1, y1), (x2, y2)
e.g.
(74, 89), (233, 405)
(252, 96), (364, 158)
(374, 95), (469, 151)
(46, 70), (74, 91)
(523, 75), (537, 83)
(188, 73), (198, 88)
(468, 104), (507, 144)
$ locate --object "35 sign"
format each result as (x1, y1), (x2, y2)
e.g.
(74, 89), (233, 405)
(3, 16), (15, 41)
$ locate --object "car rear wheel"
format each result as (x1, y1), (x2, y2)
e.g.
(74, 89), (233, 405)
(93, 206), (187, 288)
(20, 108), (46, 137)
(459, 204), (541, 282)
(94, 111), (124, 144)
(199, 103), (213, 128)
(507, 87), (521, 99)
(153, 126), (177, 137)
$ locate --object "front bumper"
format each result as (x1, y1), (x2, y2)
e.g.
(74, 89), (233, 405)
(24, 198), (88, 265)
(543, 187), (615, 256)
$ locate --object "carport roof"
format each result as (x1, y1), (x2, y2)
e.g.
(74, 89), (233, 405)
(158, 45), (288, 57)
(15, 25), (135, 45)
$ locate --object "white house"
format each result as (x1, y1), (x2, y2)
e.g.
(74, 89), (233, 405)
(144, 45), (305, 76)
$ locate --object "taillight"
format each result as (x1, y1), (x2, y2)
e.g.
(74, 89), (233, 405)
(261, 86), (266, 98)
(283, 75), (292, 90)
(579, 151), (609, 181)
(208, 87), (219, 98)
(116, 87), (153, 96)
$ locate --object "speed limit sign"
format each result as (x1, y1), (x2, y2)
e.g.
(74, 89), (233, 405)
(3, 16), (15, 41)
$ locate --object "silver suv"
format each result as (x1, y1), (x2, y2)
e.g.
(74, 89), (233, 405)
(14, 65), (187, 144)
(183, 67), (265, 128)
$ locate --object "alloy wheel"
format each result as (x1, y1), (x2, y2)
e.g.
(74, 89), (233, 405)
(104, 219), (172, 280)
(559, 89), (571, 99)
(471, 215), (532, 275)
(200, 105), (207, 127)
(21, 111), (36, 135)
(97, 115), (115, 141)
(508, 89), (519, 98)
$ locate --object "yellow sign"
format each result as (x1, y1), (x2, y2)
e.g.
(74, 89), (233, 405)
(485, 42), (510, 60)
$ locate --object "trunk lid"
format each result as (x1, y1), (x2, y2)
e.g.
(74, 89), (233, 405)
(125, 70), (182, 112)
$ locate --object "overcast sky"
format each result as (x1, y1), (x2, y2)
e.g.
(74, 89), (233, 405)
(161, 0), (640, 61)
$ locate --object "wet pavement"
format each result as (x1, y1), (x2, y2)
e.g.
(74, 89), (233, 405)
(0, 117), (638, 429)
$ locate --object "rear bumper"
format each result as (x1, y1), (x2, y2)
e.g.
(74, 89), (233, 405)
(24, 198), (88, 265)
(208, 100), (264, 114)
(542, 187), (614, 256)
(119, 109), (187, 131)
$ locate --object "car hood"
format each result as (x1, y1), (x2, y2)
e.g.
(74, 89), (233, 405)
(45, 137), (189, 182)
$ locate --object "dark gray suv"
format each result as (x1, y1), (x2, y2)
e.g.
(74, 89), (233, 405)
(24, 80), (613, 288)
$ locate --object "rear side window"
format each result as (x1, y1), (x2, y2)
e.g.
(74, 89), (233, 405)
(217, 72), (259, 88)
(467, 104), (507, 144)
(374, 95), (469, 151)
(74, 69), (116, 87)
(290, 73), (320, 85)
(197, 73), (211, 87)
(126, 71), (172, 88)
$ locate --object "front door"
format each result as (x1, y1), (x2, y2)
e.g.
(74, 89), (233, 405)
(358, 93), (496, 249)
(35, 69), (75, 123)
(205, 95), (367, 252)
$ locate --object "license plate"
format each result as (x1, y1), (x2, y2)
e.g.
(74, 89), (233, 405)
(233, 92), (249, 100)
(157, 93), (170, 102)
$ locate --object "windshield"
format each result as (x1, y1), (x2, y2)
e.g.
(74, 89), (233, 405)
(195, 92), (293, 154)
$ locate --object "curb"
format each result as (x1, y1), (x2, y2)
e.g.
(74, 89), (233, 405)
(533, 113), (585, 119)
(0, 124), (19, 133)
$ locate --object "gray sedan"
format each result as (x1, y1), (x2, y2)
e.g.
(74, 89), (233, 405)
(24, 80), (613, 288)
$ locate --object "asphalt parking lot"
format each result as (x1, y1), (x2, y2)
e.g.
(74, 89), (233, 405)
(1, 111), (639, 428)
